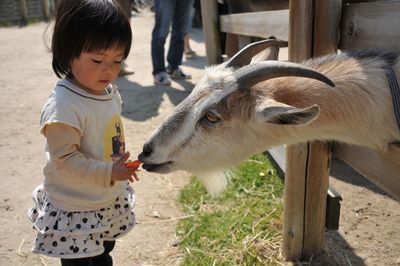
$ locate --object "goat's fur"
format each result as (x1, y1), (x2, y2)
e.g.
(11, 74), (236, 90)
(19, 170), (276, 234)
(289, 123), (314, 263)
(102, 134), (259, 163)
(139, 48), (400, 196)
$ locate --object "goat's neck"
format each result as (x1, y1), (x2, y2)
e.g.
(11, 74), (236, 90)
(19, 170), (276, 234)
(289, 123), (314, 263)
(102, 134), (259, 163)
(262, 72), (399, 151)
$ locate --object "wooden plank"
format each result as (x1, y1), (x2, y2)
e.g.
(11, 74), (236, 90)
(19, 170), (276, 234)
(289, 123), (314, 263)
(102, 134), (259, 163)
(333, 143), (400, 201)
(200, 0), (221, 65)
(284, 0), (341, 261)
(287, 0), (313, 62)
(42, 0), (50, 20)
(313, 0), (342, 55)
(283, 0), (314, 260)
(19, 0), (28, 24)
(219, 10), (289, 40)
(268, 146), (286, 170)
(340, 1), (400, 53)
(300, 0), (341, 259)
(283, 143), (308, 260)
(302, 142), (331, 258)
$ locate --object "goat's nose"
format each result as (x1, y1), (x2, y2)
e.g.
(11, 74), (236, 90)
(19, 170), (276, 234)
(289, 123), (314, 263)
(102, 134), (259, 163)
(142, 143), (154, 157)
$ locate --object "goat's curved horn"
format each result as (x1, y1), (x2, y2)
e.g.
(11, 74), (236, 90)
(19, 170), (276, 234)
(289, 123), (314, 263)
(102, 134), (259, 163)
(225, 39), (287, 68)
(234, 61), (335, 88)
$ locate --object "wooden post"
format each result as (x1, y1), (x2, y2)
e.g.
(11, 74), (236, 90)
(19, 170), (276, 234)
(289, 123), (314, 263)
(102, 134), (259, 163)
(283, 0), (341, 260)
(200, 0), (221, 65)
(302, 0), (341, 258)
(283, 0), (314, 260)
(42, 0), (50, 21)
(19, 0), (28, 25)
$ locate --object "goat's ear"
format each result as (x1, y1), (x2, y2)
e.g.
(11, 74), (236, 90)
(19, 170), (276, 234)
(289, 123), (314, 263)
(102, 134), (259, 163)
(256, 101), (320, 125)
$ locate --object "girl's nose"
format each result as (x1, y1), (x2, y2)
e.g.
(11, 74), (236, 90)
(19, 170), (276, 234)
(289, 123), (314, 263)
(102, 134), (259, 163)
(103, 62), (118, 75)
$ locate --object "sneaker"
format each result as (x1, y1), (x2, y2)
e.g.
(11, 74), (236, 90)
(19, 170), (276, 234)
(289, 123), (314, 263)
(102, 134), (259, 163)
(167, 68), (192, 80)
(184, 50), (197, 60)
(154, 71), (171, 86)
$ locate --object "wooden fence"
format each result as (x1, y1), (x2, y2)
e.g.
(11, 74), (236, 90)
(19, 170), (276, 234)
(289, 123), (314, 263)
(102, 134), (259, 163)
(0, 0), (52, 25)
(200, 0), (400, 261)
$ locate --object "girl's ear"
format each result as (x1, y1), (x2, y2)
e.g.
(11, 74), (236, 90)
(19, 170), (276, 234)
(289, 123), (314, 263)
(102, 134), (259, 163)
(255, 100), (320, 125)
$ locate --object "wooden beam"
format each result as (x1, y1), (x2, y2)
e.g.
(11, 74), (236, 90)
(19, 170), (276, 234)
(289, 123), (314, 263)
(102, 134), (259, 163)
(200, 0), (221, 65)
(301, 142), (331, 258)
(283, 0), (314, 260)
(19, 0), (28, 25)
(283, 143), (308, 259)
(301, 0), (341, 259)
(287, 0), (313, 62)
(283, 0), (341, 261)
(314, 0), (342, 55)
(219, 10), (289, 40)
(333, 143), (400, 201)
(340, 1), (400, 53)
(42, 0), (50, 20)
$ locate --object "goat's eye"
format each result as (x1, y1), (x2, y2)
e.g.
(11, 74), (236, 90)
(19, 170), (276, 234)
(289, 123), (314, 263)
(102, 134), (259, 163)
(205, 112), (220, 123)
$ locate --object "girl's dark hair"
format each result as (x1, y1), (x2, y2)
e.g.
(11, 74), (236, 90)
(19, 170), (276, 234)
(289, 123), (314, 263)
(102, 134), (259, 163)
(51, 0), (132, 78)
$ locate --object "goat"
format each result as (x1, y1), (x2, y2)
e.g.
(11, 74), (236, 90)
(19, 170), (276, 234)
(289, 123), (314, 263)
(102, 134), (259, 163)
(138, 40), (400, 195)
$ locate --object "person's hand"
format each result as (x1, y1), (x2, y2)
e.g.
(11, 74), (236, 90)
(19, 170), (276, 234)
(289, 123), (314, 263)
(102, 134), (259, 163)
(111, 152), (141, 183)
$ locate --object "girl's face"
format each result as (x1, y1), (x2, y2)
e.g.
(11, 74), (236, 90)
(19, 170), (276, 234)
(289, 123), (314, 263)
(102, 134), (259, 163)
(70, 47), (124, 94)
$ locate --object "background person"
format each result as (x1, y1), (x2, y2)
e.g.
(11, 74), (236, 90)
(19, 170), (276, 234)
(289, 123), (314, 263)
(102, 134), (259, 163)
(151, 0), (194, 86)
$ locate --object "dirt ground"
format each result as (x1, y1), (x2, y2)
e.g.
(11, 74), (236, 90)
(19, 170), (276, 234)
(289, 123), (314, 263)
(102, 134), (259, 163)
(1, 10), (399, 266)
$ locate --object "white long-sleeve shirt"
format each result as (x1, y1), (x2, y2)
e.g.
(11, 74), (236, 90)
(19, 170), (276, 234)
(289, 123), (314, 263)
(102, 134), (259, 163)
(40, 79), (127, 211)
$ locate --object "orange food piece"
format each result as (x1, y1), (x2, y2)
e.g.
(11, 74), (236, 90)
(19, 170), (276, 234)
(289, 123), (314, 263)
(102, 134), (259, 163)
(124, 159), (142, 170)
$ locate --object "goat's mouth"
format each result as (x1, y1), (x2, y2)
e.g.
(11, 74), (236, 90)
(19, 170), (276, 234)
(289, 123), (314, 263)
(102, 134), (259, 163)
(142, 161), (173, 173)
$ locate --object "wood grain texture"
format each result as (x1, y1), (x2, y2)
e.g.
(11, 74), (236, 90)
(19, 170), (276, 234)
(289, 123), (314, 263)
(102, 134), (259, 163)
(219, 10), (289, 40)
(200, 0), (221, 65)
(333, 143), (400, 201)
(340, 1), (400, 53)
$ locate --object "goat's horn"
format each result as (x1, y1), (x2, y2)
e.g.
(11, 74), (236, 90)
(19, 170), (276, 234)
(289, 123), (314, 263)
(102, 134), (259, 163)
(225, 39), (287, 68)
(234, 61), (335, 88)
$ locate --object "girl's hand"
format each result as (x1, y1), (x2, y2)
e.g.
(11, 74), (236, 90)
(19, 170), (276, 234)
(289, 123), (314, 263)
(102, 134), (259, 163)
(111, 152), (141, 183)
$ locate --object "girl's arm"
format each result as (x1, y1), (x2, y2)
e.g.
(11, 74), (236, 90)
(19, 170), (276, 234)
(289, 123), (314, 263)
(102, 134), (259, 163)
(44, 123), (137, 187)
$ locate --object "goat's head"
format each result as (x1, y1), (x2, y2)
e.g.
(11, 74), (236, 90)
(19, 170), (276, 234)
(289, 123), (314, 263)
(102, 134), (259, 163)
(139, 39), (334, 194)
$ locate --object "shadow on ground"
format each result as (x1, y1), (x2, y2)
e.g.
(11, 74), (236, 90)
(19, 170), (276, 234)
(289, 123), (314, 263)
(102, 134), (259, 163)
(115, 77), (196, 121)
(296, 231), (366, 266)
(331, 157), (390, 198)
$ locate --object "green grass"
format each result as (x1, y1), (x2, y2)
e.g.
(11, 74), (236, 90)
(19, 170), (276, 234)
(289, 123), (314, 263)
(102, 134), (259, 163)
(177, 154), (286, 266)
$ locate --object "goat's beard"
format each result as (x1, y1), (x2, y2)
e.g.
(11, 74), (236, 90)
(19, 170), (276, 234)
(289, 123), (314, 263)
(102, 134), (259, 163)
(195, 170), (233, 197)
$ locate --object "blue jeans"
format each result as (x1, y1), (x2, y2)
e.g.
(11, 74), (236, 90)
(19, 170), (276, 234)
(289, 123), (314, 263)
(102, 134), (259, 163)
(151, 0), (194, 75)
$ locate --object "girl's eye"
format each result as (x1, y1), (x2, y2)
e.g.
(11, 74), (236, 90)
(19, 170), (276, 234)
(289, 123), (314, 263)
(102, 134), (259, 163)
(92, 59), (102, 64)
(115, 60), (123, 64)
(205, 112), (220, 123)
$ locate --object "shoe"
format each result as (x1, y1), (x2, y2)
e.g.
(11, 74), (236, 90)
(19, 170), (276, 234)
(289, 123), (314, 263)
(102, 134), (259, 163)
(119, 67), (135, 76)
(167, 68), (192, 80)
(184, 50), (197, 60)
(154, 71), (171, 86)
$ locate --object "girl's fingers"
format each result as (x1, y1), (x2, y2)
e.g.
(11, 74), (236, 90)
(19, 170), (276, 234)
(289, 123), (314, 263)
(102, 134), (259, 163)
(131, 172), (139, 181)
(118, 152), (130, 164)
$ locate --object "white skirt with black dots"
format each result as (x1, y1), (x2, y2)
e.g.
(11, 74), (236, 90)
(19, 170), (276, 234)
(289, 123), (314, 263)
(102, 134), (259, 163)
(27, 183), (136, 259)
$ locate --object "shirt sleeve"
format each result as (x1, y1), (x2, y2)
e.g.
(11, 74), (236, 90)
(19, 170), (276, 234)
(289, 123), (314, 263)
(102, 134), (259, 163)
(43, 122), (113, 188)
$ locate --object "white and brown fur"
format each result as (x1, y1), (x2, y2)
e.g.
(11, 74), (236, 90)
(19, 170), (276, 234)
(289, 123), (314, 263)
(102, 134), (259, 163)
(139, 48), (400, 195)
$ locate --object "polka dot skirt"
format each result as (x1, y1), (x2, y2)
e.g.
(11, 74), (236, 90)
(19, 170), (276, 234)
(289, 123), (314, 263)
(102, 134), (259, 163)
(27, 184), (136, 259)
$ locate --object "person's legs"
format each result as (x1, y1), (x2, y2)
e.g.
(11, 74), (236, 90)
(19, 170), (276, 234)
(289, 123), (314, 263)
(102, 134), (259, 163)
(151, 0), (175, 75)
(166, 0), (194, 71)
(116, 0), (134, 76)
(60, 241), (115, 266)
(61, 257), (93, 266)
(91, 241), (116, 266)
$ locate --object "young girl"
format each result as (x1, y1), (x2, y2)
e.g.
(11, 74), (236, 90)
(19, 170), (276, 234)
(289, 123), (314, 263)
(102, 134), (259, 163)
(28, 1), (139, 265)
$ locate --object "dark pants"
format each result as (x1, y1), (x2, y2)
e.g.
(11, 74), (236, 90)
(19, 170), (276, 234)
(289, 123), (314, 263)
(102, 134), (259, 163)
(60, 241), (115, 266)
(151, 0), (194, 75)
